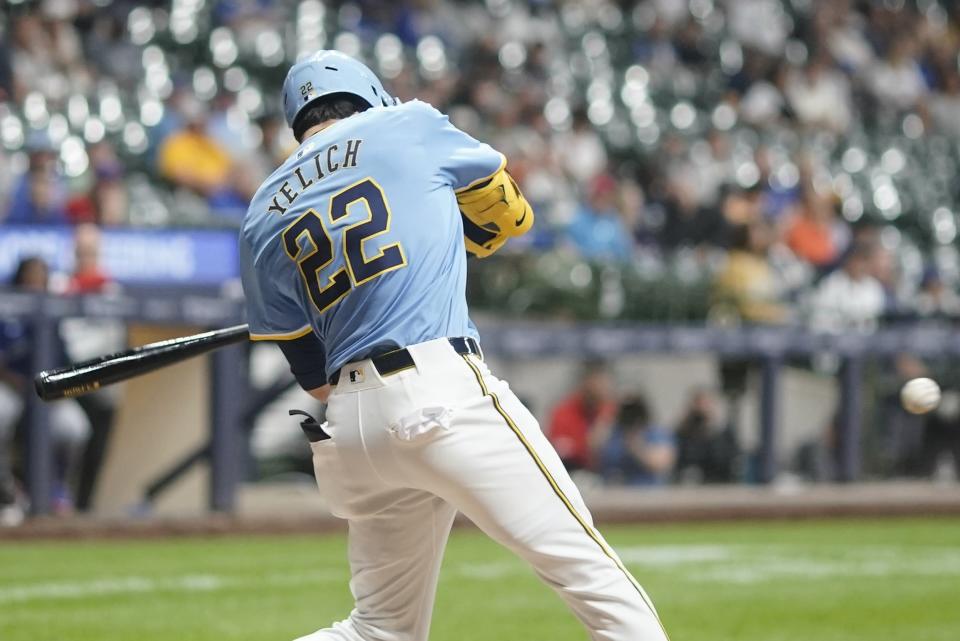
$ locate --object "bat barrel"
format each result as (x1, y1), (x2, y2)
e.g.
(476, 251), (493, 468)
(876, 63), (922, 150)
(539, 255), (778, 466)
(34, 324), (250, 401)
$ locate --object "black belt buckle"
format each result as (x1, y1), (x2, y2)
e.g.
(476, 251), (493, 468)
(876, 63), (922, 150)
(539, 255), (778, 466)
(450, 336), (482, 360)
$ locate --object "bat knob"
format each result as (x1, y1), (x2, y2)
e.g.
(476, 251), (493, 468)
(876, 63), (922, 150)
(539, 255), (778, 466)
(34, 373), (49, 400)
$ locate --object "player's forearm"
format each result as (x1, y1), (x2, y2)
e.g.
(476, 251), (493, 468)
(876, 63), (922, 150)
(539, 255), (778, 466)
(275, 333), (329, 395)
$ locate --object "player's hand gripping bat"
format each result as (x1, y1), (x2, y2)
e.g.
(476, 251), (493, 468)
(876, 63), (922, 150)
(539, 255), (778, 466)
(34, 324), (250, 401)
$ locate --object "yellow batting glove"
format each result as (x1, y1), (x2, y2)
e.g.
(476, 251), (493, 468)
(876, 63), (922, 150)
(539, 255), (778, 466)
(458, 168), (534, 258)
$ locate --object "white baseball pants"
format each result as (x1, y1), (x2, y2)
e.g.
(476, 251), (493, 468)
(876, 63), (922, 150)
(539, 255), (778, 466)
(295, 338), (668, 641)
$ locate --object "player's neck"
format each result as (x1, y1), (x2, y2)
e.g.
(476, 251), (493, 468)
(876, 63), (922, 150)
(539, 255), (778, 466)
(302, 119), (340, 141)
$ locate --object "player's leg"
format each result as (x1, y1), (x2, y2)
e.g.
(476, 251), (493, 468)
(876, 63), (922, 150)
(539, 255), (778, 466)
(0, 383), (23, 522)
(294, 491), (457, 641)
(475, 368), (668, 640)
(294, 386), (457, 641)
(398, 349), (668, 641)
(48, 399), (91, 508)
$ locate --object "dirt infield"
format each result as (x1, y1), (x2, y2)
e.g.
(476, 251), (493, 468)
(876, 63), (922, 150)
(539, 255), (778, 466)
(2, 481), (958, 542)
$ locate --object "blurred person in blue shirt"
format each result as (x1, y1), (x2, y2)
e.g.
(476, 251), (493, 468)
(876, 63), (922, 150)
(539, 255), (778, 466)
(565, 174), (634, 262)
(4, 132), (69, 225)
(599, 394), (676, 486)
(0, 257), (90, 518)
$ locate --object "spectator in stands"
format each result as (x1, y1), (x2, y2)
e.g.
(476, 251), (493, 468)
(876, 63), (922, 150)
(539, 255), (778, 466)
(157, 96), (232, 197)
(0, 33), (13, 102)
(673, 18), (709, 68)
(251, 115), (296, 180)
(825, 2), (875, 73)
(88, 142), (128, 226)
(659, 172), (725, 249)
(0, 257), (91, 517)
(84, 7), (140, 86)
(793, 419), (839, 483)
(713, 219), (790, 418)
(4, 131), (69, 224)
(508, 132), (575, 240)
(713, 221), (790, 324)
(619, 178), (657, 248)
(0, 336), (23, 526)
(9, 12), (56, 102)
(721, 185), (764, 228)
(0, 262), (33, 525)
(784, 53), (852, 133)
(727, 0), (789, 55)
(868, 35), (927, 112)
(928, 72), (960, 138)
(693, 130), (735, 207)
(0, 147), (14, 209)
(913, 266), (960, 319)
(147, 87), (189, 159)
(66, 224), (115, 294)
(735, 58), (788, 127)
(598, 394), (676, 486)
(564, 174), (634, 263)
(809, 243), (886, 333)
(869, 244), (900, 316)
(864, 351), (960, 481)
(206, 90), (248, 159)
(553, 109), (607, 187)
(631, 15), (677, 76)
(661, 132), (731, 212)
(61, 141), (128, 226)
(207, 162), (263, 221)
(915, 379), (960, 481)
(90, 167), (128, 227)
(784, 188), (846, 269)
(674, 388), (739, 484)
(547, 359), (618, 473)
(61, 225), (122, 511)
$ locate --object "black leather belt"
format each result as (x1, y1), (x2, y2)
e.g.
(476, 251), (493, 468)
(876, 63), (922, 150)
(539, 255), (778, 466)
(329, 337), (482, 386)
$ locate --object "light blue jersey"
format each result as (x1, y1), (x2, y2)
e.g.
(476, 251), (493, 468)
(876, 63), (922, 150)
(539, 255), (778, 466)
(240, 100), (505, 380)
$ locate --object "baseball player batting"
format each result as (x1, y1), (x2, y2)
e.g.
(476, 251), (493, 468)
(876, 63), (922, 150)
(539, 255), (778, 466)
(241, 50), (669, 641)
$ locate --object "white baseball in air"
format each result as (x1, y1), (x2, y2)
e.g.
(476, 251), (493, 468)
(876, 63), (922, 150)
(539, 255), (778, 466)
(900, 377), (941, 415)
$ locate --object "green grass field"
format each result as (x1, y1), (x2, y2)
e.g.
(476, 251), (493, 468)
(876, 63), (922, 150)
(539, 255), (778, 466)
(2, 517), (959, 641)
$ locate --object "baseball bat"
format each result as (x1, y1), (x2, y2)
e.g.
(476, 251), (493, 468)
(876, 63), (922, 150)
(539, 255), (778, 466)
(34, 324), (250, 401)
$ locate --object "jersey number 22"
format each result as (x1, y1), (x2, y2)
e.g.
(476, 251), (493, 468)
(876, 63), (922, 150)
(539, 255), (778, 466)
(282, 179), (407, 313)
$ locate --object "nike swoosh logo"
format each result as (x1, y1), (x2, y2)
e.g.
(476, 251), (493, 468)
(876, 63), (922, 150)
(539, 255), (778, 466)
(515, 208), (527, 227)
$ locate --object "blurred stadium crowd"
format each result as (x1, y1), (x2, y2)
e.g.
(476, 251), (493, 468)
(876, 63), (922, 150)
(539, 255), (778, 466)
(3, 0), (960, 325)
(3, 0), (960, 522)
(546, 360), (738, 487)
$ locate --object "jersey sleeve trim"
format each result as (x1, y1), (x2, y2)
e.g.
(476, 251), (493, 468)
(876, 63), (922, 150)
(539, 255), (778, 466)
(454, 152), (507, 194)
(248, 325), (314, 341)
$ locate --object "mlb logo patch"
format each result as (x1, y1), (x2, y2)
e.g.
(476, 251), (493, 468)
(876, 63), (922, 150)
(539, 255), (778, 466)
(349, 368), (364, 383)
